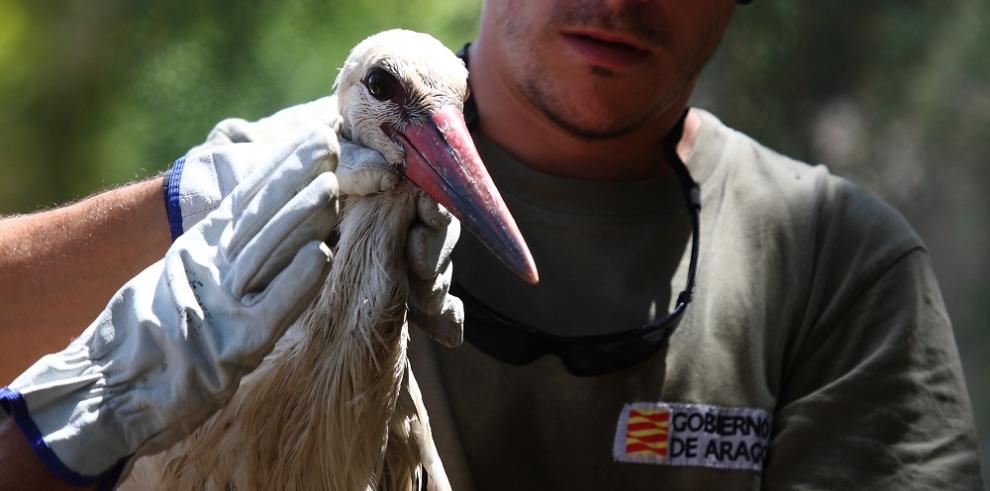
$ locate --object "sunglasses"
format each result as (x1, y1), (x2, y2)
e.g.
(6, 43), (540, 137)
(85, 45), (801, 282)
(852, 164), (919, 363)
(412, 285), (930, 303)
(454, 109), (700, 376)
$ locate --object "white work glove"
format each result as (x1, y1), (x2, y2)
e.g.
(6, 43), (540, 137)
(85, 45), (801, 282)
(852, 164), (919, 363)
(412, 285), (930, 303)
(170, 97), (465, 347)
(406, 196), (465, 348)
(0, 126), (396, 488)
(166, 96), (388, 239)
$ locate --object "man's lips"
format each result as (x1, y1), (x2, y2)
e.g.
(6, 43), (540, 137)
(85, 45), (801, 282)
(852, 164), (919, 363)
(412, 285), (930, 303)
(560, 32), (651, 69)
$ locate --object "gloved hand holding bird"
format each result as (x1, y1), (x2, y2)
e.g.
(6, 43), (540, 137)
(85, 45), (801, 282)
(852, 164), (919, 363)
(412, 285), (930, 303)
(2, 29), (537, 490)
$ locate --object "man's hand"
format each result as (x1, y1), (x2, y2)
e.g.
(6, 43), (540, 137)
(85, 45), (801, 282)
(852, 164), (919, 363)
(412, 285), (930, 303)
(167, 96), (393, 238)
(0, 126), (396, 487)
(407, 195), (464, 348)
(172, 97), (466, 346)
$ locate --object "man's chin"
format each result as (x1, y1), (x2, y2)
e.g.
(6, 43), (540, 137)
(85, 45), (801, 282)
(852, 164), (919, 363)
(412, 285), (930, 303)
(546, 114), (644, 140)
(522, 77), (667, 141)
(535, 100), (656, 141)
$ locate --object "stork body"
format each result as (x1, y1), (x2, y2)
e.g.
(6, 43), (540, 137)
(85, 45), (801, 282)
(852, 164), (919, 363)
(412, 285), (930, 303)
(122, 29), (534, 490)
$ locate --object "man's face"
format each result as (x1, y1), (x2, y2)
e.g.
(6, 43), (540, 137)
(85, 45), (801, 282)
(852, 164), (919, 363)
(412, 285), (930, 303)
(482, 0), (735, 140)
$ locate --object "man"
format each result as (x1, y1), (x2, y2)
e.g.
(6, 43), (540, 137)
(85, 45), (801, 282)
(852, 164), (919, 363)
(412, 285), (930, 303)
(2, 1), (983, 490)
(410, 1), (982, 489)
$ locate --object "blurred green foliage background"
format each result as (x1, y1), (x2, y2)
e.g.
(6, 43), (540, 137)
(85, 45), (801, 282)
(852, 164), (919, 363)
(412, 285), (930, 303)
(0, 0), (987, 482)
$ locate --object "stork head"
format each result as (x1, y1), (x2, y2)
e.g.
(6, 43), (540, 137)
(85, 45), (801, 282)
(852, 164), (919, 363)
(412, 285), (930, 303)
(335, 29), (538, 285)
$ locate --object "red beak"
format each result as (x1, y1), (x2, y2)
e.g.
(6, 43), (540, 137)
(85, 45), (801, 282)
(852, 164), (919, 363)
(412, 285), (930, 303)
(385, 105), (539, 285)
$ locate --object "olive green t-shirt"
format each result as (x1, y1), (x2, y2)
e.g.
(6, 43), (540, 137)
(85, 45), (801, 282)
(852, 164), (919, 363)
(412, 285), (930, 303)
(408, 109), (983, 490)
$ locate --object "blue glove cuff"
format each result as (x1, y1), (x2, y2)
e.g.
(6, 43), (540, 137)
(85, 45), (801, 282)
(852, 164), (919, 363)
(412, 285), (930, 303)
(0, 387), (127, 491)
(164, 157), (187, 242)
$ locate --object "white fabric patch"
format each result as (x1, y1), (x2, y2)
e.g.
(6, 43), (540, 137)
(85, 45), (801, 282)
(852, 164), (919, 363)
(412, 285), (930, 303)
(613, 401), (772, 473)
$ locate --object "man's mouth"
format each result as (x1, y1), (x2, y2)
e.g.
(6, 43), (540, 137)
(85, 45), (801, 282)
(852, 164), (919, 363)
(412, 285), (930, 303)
(560, 31), (651, 69)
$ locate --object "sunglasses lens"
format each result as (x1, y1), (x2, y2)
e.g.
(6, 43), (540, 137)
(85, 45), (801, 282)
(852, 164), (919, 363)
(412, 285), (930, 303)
(459, 287), (686, 375)
(560, 324), (676, 376)
(464, 312), (546, 365)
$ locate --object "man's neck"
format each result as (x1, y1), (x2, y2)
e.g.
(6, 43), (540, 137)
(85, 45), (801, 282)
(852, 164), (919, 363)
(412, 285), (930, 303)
(468, 42), (700, 181)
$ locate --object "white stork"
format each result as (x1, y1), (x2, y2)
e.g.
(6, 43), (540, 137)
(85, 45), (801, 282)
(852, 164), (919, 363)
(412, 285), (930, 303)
(120, 30), (537, 490)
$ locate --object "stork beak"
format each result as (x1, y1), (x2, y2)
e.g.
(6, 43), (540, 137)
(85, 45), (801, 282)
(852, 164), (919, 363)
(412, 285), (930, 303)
(385, 105), (539, 285)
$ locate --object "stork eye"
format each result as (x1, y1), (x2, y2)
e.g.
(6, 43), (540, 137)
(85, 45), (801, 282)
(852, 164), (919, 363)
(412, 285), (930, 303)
(364, 68), (401, 102)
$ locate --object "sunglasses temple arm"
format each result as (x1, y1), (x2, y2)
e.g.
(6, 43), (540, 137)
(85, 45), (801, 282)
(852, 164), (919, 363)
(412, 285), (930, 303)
(664, 108), (701, 308)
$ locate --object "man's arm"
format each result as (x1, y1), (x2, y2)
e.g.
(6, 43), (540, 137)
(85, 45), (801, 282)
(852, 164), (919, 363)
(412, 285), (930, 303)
(0, 177), (170, 382)
(0, 128), (380, 488)
(765, 249), (983, 489)
(0, 417), (95, 491)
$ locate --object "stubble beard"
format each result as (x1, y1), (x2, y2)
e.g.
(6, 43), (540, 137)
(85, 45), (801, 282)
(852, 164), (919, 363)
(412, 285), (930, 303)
(500, 0), (722, 141)
(520, 67), (685, 141)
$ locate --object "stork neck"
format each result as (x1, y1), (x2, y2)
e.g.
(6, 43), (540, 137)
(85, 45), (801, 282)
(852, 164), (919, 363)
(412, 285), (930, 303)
(325, 188), (418, 337)
(467, 40), (701, 181)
